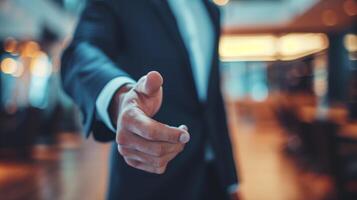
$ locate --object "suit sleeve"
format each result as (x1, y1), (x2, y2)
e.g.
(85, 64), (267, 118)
(61, 0), (128, 142)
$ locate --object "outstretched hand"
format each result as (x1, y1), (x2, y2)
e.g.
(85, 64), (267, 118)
(110, 71), (190, 174)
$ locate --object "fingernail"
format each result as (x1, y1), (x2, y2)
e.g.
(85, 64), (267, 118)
(179, 132), (190, 143)
(179, 125), (188, 131)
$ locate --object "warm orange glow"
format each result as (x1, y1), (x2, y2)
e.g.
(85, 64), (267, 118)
(220, 33), (329, 61)
(322, 9), (338, 26)
(344, 34), (357, 52)
(278, 33), (329, 61)
(213, 0), (229, 6)
(21, 41), (40, 58)
(345, 34), (357, 60)
(343, 0), (357, 16)
(1, 58), (18, 75)
(220, 35), (278, 61)
(4, 37), (18, 54)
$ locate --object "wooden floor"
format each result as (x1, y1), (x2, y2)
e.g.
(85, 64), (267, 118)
(0, 135), (111, 200)
(226, 102), (333, 200)
(0, 105), (334, 200)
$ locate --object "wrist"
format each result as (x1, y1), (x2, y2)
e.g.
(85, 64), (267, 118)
(109, 83), (134, 127)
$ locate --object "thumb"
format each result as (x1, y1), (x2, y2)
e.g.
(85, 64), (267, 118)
(135, 71), (163, 97)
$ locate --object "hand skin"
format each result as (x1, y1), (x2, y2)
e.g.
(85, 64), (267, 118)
(109, 71), (190, 174)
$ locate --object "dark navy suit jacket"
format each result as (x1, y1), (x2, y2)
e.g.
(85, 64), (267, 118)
(61, 0), (238, 199)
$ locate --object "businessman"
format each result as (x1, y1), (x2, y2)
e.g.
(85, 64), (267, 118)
(61, 0), (238, 199)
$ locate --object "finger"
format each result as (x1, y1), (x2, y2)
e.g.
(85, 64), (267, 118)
(118, 145), (180, 168)
(124, 158), (166, 174)
(124, 108), (190, 144)
(179, 125), (188, 131)
(117, 130), (184, 157)
(135, 71), (163, 97)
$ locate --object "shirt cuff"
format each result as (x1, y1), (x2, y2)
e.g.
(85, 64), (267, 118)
(95, 76), (136, 132)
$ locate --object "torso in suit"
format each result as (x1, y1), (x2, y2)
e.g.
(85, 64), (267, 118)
(61, 0), (238, 199)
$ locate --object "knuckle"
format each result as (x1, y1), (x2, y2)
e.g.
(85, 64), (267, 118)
(116, 132), (127, 145)
(118, 146), (129, 156)
(131, 162), (139, 168)
(125, 159), (138, 168)
(152, 157), (166, 168)
(155, 166), (166, 174)
(146, 128), (157, 140)
(121, 108), (133, 125)
(153, 144), (165, 156)
(157, 158), (167, 168)
(117, 145), (123, 154)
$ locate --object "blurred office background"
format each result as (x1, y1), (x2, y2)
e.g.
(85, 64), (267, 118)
(0, 0), (356, 199)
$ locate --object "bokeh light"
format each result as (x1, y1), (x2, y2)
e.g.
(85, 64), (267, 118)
(4, 37), (18, 54)
(213, 0), (230, 6)
(343, 0), (357, 16)
(322, 9), (338, 26)
(1, 57), (18, 75)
